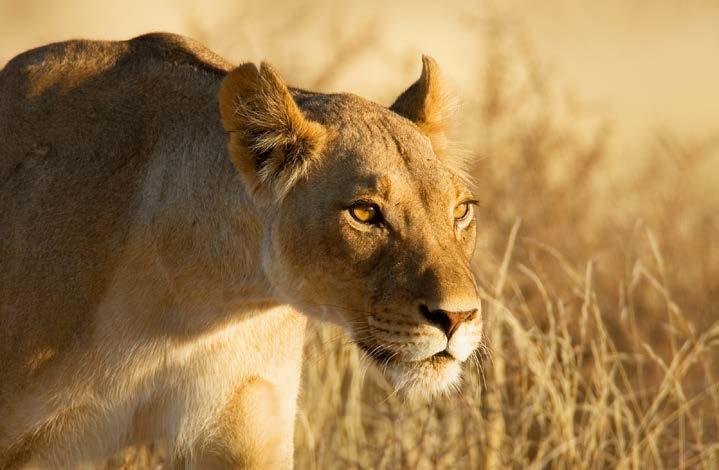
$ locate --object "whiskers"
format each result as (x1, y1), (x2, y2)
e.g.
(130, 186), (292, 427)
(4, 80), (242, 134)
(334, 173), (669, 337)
(298, 300), (489, 401)
(468, 333), (492, 390)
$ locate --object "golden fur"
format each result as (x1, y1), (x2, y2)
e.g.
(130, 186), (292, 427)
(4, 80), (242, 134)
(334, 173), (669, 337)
(0, 33), (482, 468)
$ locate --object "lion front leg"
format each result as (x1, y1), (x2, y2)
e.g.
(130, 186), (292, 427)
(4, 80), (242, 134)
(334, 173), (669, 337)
(174, 377), (296, 470)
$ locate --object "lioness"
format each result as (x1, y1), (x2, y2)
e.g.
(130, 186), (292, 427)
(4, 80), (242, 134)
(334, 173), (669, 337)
(0, 33), (483, 468)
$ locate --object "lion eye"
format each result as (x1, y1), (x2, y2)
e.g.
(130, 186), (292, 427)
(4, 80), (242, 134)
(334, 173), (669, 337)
(453, 203), (470, 220)
(350, 203), (382, 224)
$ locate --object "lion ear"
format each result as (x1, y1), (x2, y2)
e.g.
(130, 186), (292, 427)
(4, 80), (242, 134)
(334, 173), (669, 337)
(219, 62), (326, 199)
(389, 55), (449, 159)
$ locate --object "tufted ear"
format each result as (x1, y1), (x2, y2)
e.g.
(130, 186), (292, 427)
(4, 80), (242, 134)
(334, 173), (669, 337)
(219, 62), (326, 199)
(390, 55), (449, 159)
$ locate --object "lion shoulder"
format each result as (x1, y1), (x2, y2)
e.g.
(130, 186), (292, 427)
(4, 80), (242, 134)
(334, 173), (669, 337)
(0, 34), (235, 390)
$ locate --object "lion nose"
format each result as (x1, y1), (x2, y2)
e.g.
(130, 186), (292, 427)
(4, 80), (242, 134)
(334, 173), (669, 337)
(420, 305), (477, 339)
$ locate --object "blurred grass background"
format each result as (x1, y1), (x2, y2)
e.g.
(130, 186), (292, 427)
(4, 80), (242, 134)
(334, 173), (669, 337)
(2, 0), (718, 468)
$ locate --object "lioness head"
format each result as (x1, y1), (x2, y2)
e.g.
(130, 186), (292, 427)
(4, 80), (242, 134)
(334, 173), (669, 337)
(219, 57), (482, 397)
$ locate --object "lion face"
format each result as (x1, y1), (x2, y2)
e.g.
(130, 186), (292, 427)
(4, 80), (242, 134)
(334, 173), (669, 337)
(219, 58), (482, 397)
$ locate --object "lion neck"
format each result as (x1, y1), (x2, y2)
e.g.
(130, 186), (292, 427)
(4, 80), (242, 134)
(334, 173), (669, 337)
(137, 111), (285, 334)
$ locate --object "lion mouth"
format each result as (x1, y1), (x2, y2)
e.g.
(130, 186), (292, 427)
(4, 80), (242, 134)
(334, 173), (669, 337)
(357, 342), (456, 366)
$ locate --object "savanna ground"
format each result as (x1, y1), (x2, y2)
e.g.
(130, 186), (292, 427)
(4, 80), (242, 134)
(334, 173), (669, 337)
(2, 1), (718, 468)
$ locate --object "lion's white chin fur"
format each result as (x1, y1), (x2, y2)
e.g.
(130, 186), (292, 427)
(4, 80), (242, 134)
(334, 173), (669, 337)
(382, 355), (463, 400)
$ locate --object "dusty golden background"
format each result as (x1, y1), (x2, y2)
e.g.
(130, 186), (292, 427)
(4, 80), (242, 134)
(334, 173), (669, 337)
(2, 1), (718, 468)
(2, 0), (718, 146)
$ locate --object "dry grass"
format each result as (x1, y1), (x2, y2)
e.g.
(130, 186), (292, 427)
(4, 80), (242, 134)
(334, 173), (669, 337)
(4, 2), (717, 468)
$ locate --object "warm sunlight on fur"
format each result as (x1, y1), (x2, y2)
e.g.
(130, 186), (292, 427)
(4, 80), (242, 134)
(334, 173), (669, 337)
(1, 2), (717, 469)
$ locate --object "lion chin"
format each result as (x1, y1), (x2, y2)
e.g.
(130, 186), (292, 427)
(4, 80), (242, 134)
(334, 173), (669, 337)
(361, 346), (464, 399)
